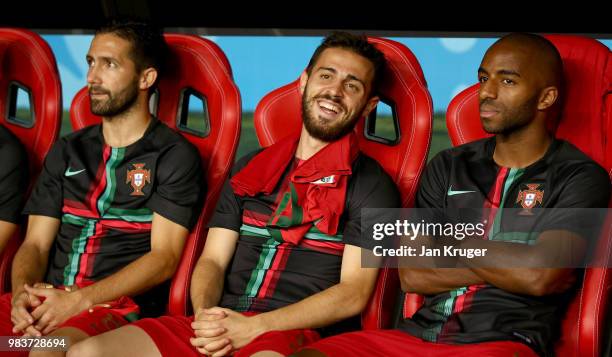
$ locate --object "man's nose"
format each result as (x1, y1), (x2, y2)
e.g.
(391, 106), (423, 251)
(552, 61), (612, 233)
(86, 64), (100, 85)
(325, 79), (344, 99)
(479, 80), (497, 101)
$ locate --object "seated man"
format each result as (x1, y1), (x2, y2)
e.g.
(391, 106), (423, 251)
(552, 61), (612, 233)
(0, 19), (204, 355)
(0, 124), (28, 255)
(295, 33), (611, 357)
(71, 32), (400, 357)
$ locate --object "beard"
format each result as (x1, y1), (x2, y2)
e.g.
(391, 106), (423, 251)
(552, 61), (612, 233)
(480, 95), (539, 135)
(301, 90), (364, 142)
(89, 78), (139, 117)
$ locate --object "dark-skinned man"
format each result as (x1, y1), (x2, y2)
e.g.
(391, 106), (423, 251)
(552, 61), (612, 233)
(295, 33), (610, 357)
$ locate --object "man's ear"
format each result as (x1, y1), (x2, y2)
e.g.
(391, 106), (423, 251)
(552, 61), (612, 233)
(140, 67), (158, 91)
(537, 86), (559, 111)
(361, 96), (380, 118)
(299, 71), (308, 95)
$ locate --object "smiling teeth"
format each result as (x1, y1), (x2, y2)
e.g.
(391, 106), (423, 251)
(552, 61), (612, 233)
(320, 102), (339, 113)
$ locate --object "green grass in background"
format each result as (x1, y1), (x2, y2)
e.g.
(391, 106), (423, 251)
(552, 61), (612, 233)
(60, 111), (452, 162)
(431, 113), (452, 160)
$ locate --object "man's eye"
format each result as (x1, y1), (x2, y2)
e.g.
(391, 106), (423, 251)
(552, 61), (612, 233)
(346, 83), (359, 92)
(320, 74), (330, 80)
(502, 79), (515, 85)
(478, 76), (488, 83)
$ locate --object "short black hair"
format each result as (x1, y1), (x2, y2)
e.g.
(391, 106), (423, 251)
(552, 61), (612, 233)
(306, 31), (386, 96)
(95, 17), (168, 80)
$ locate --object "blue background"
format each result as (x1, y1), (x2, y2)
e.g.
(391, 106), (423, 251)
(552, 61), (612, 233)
(41, 35), (612, 114)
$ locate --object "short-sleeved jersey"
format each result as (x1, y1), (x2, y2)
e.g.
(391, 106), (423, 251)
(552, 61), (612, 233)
(208, 150), (399, 333)
(0, 124), (28, 224)
(398, 137), (610, 356)
(24, 118), (204, 293)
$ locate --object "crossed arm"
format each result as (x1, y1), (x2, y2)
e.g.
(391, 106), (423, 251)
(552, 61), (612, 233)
(11, 212), (188, 335)
(189, 228), (379, 356)
(400, 230), (584, 296)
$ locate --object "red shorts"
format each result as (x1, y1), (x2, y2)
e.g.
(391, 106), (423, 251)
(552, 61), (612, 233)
(301, 329), (539, 357)
(0, 291), (138, 339)
(132, 314), (321, 357)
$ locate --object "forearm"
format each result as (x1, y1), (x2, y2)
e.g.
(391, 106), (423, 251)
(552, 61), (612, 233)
(77, 251), (178, 307)
(399, 267), (485, 295)
(459, 236), (578, 296)
(398, 234), (485, 294)
(11, 243), (48, 296)
(190, 259), (225, 311)
(0, 221), (17, 255)
(255, 281), (369, 332)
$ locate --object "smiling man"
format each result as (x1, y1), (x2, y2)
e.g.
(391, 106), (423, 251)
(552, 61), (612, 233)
(294, 33), (610, 357)
(72, 31), (399, 357)
(0, 19), (204, 356)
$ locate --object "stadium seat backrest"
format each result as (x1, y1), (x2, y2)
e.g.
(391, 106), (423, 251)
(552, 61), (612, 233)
(70, 34), (241, 315)
(253, 37), (433, 329)
(0, 28), (62, 292)
(445, 34), (612, 357)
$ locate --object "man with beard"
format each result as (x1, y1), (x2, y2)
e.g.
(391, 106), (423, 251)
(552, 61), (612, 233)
(294, 33), (611, 357)
(0, 19), (204, 355)
(70, 32), (400, 357)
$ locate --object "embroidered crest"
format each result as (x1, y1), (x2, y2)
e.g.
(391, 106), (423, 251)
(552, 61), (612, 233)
(126, 163), (151, 196)
(516, 183), (544, 213)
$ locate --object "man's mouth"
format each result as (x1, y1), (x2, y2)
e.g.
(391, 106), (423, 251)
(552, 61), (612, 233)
(317, 99), (343, 116)
(90, 92), (109, 100)
(89, 86), (110, 97)
(479, 105), (499, 118)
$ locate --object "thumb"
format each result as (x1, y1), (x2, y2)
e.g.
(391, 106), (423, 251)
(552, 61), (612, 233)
(203, 306), (228, 316)
(24, 284), (52, 298)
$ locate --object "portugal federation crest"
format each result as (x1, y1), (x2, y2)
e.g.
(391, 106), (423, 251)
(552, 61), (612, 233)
(516, 183), (544, 211)
(126, 163), (151, 196)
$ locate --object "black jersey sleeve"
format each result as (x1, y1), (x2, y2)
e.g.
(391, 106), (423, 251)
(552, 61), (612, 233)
(146, 141), (204, 230)
(342, 156), (401, 250)
(207, 150), (262, 232)
(0, 133), (28, 223)
(23, 140), (66, 219)
(538, 162), (611, 238)
(553, 163), (610, 208)
(414, 151), (449, 209)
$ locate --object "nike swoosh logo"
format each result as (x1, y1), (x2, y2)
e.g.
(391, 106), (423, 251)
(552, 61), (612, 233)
(447, 185), (476, 196)
(65, 168), (86, 177)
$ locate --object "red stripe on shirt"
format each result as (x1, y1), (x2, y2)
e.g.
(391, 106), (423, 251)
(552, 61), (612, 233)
(63, 205), (98, 219)
(86, 146), (111, 217)
(483, 167), (509, 237)
(257, 243), (291, 299)
(299, 239), (345, 255)
(74, 222), (106, 285)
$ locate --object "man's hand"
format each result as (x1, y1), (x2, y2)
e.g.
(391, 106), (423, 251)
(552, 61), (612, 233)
(190, 307), (232, 356)
(25, 284), (90, 335)
(542, 268), (577, 294)
(207, 307), (266, 353)
(10, 283), (51, 336)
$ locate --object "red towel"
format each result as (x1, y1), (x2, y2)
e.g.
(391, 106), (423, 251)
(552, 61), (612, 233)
(231, 132), (359, 244)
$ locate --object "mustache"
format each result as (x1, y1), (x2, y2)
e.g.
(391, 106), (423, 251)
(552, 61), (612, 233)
(89, 86), (110, 96)
(479, 98), (500, 111)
